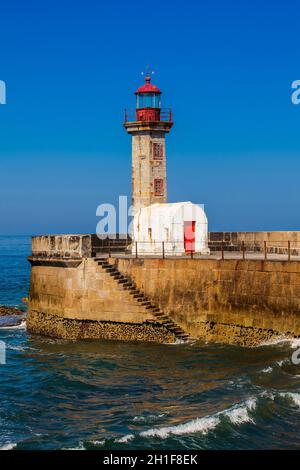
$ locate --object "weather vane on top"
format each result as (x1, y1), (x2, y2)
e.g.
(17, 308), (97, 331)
(141, 65), (155, 78)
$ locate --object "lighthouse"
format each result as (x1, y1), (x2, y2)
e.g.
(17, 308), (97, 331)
(124, 74), (173, 215)
(124, 73), (209, 256)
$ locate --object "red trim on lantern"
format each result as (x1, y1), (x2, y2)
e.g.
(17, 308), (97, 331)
(135, 76), (161, 94)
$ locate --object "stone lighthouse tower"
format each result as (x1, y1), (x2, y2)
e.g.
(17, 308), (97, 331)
(124, 74), (173, 215)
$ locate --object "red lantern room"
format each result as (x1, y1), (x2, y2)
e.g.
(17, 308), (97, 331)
(124, 74), (172, 125)
(135, 75), (162, 121)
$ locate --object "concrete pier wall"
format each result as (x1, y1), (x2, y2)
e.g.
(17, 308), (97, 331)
(114, 257), (300, 345)
(28, 258), (175, 343)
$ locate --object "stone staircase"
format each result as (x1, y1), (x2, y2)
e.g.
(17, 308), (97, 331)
(94, 258), (191, 342)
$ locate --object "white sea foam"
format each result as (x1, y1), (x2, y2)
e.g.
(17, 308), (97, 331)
(133, 413), (165, 423)
(289, 338), (300, 349)
(0, 442), (17, 450)
(163, 339), (186, 345)
(114, 398), (257, 443)
(261, 366), (273, 373)
(63, 441), (85, 450)
(280, 392), (300, 408)
(0, 321), (26, 330)
(6, 344), (26, 351)
(260, 390), (276, 400)
(223, 399), (256, 425)
(257, 335), (300, 348)
(91, 440), (105, 446)
(257, 335), (288, 347)
(140, 415), (220, 439)
(116, 434), (135, 443)
(264, 391), (300, 407)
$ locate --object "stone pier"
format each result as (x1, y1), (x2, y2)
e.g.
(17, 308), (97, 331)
(27, 233), (300, 345)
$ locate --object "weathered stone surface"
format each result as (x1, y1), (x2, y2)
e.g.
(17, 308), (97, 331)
(27, 258), (176, 343)
(27, 310), (175, 343)
(130, 130), (168, 213)
(114, 258), (300, 345)
(31, 234), (92, 259)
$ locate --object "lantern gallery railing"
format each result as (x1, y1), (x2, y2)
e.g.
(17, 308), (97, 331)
(124, 108), (173, 123)
(93, 239), (300, 261)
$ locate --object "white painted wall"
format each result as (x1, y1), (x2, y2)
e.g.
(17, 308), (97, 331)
(132, 202), (209, 255)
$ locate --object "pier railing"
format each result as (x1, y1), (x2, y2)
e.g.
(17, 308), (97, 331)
(30, 234), (300, 262)
(94, 239), (300, 261)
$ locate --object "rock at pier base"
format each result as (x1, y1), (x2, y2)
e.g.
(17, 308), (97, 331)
(0, 306), (24, 316)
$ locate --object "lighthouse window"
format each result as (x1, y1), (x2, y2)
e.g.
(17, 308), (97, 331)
(137, 93), (160, 108)
(154, 178), (164, 196)
(153, 95), (161, 108)
(153, 143), (163, 160)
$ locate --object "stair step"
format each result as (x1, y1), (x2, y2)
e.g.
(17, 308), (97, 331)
(175, 331), (189, 336)
(95, 255), (191, 341)
(171, 328), (184, 334)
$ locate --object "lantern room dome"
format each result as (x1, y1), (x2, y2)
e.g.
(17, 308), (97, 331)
(135, 75), (161, 94)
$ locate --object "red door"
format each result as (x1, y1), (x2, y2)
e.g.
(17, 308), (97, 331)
(184, 221), (196, 252)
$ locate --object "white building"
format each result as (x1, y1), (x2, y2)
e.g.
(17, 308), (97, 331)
(132, 202), (209, 255)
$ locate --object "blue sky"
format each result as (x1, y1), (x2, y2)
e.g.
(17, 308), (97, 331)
(0, 0), (299, 235)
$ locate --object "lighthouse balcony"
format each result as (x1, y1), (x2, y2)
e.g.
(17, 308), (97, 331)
(124, 108), (173, 124)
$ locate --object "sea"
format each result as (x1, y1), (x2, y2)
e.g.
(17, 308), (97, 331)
(0, 235), (299, 450)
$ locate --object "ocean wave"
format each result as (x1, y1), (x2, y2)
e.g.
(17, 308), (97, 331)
(257, 336), (300, 348)
(0, 442), (17, 450)
(260, 390), (300, 408)
(0, 321), (26, 330)
(223, 399), (256, 424)
(6, 344), (26, 351)
(63, 441), (86, 450)
(279, 392), (300, 408)
(261, 366), (273, 373)
(116, 434), (135, 443)
(289, 338), (300, 349)
(164, 338), (188, 345)
(114, 398), (257, 443)
(133, 413), (165, 423)
(90, 440), (105, 446)
(276, 359), (288, 367)
(140, 415), (220, 439)
(257, 336), (289, 347)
